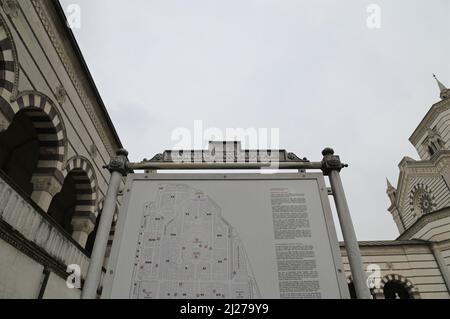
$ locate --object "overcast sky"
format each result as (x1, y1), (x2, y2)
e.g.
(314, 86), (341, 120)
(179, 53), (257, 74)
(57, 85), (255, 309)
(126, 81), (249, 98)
(60, 0), (449, 240)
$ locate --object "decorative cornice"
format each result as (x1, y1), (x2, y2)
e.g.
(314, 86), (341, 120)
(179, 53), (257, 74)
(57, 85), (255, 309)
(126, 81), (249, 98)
(30, 0), (116, 157)
(1, 0), (19, 18)
(55, 85), (67, 104)
(0, 218), (70, 280)
(409, 98), (450, 145)
(395, 151), (450, 208)
(155, 141), (309, 164)
(397, 208), (450, 240)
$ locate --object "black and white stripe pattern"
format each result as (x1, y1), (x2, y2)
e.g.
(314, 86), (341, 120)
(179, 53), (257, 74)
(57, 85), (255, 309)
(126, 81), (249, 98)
(347, 273), (420, 299)
(64, 156), (98, 225)
(11, 93), (66, 184)
(95, 199), (118, 258)
(0, 16), (66, 186)
(0, 15), (18, 103)
(375, 274), (420, 299)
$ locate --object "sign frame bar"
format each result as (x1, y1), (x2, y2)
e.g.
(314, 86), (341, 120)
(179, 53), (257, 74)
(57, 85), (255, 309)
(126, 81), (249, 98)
(81, 147), (372, 299)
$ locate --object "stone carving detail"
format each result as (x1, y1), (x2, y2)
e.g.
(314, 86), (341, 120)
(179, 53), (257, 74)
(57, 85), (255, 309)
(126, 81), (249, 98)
(321, 148), (346, 176)
(89, 143), (98, 158)
(424, 128), (445, 157)
(287, 152), (306, 161)
(2, 0), (19, 18)
(409, 184), (436, 217)
(71, 217), (95, 234)
(156, 141), (308, 164)
(149, 153), (163, 162)
(105, 149), (130, 176)
(30, 0), (116, 157)
(31, 175), (63, 196)
(55, 85), (67, 104)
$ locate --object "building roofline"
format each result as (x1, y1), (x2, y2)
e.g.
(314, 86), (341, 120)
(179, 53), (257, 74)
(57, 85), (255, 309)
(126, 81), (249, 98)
(409, 98), (450, 145)
(397, 207), (450, 240)
(54, 1), (123, 149)
(339, 239), (430, 247)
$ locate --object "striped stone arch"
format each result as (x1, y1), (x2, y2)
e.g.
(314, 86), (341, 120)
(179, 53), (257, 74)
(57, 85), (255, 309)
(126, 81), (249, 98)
(64, 156), (99, 247)
(64, 156), (99, 215)
(0, 13), (19, 103)
(373, 274), (420, 299)
(9, 92), (67, 184)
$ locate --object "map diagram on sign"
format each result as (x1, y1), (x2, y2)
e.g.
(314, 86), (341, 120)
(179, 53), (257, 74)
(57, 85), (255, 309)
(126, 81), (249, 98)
(129, 183), (261, 299)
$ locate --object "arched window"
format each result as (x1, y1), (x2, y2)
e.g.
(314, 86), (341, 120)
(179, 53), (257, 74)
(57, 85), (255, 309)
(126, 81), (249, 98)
(47, 171), (78, 234)
(0, 109), (40, 194)
(0, 94), (66, 211)
(383, 281), (412, 299)
(47, 157), (98, 247)
(428, 145), (435, 157)
(424, 127), (446, 158)
(48, 166), (97, 246)
(378, 274), (419, 299)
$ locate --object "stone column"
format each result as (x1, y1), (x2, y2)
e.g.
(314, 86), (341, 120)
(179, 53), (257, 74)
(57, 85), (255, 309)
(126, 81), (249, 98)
(71, 216), (95, 248)
(31, 175), (62, 211)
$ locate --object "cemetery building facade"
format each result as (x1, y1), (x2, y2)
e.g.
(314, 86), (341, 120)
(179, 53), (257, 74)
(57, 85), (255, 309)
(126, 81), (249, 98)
(0, 0), (121, 298)
(0, 0), (449, 300)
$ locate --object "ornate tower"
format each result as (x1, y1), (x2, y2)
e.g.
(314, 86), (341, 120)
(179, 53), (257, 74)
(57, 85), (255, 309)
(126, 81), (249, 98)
(387, 75), (450, 241)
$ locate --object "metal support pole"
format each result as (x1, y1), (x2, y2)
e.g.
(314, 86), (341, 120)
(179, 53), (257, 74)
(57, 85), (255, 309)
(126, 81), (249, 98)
(322, 148), (371, 299)
(81, 149), (129, 299)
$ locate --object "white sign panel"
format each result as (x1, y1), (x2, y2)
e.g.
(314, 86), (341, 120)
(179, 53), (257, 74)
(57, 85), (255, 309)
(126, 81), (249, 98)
(103, 173), (348, 299)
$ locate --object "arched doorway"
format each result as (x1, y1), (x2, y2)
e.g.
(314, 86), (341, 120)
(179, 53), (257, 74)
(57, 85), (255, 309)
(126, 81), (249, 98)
(0, 109), (40, 194)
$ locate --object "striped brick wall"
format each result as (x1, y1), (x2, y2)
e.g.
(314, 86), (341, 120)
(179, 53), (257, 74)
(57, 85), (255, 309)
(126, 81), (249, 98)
(0, 13), (18, 103)
(341, 243), (450, 299)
